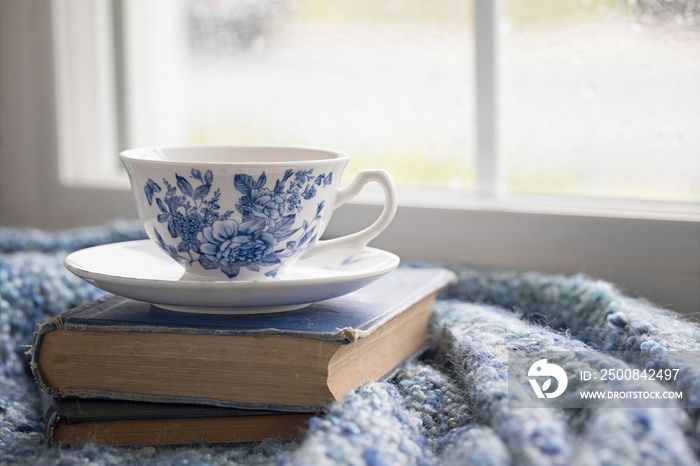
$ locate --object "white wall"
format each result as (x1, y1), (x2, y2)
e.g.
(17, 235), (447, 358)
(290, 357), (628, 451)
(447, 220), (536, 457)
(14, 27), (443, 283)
(0, 1), (135, 228)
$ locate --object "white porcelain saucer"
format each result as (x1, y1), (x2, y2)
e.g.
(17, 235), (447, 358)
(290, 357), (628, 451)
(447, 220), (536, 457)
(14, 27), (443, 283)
(64, 240), (400, 314)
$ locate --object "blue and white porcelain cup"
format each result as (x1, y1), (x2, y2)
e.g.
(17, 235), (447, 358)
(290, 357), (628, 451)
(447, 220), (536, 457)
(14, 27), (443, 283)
(120, 145), (397, 280)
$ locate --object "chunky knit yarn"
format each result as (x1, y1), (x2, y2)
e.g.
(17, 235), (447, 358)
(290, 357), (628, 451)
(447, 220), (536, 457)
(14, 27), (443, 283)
(444, 268), (700, 445)
(433, 301), (697, 465)
(1, 222), (698, 465)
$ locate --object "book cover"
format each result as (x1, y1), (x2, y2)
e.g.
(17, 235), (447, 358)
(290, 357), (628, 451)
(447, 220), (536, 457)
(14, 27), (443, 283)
(30, 267), (455, 411)
(45, 396), (315, 446)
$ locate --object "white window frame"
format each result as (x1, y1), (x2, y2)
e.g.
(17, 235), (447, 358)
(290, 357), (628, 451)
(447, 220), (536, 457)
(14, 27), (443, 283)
(0, 0), (698, 313)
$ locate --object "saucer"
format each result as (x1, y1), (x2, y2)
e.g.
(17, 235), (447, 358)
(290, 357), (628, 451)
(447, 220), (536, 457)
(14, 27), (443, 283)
(64, 240), (400, 314)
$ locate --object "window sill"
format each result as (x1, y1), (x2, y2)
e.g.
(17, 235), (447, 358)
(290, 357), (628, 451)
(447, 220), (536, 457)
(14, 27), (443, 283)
(327, 189), (700, 314)
(64, 170), (700, 223)
(352, 186), (700, 223)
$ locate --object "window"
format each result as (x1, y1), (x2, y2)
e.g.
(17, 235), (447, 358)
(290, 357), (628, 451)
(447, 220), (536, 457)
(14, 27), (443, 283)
(120, 0), (475, 191)
(0, 0), (698, 312)
(500, 0), (700, 204)
(77, 0), (700, 206)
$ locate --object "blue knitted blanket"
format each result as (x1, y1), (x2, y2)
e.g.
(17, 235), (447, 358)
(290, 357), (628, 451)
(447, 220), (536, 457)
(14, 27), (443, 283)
(1, 221), (698, 465)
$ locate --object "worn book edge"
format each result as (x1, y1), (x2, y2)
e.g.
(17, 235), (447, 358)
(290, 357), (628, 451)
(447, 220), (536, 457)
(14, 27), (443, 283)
(32, 341), (429, 413)
(29, 267), (454, 411)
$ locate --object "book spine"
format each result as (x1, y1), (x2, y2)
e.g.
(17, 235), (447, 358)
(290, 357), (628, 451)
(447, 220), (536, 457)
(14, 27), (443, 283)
(29, 316), (67, 398)
(43, 395), (59, 446)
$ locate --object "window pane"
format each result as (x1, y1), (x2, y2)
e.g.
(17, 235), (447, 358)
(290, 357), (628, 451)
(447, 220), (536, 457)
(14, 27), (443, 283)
(501, 0), (700, 203)
(123, 0), (475, 190)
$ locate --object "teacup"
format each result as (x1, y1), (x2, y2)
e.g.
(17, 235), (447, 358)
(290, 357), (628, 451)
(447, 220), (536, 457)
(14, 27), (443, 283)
(120, 145), (397, 280)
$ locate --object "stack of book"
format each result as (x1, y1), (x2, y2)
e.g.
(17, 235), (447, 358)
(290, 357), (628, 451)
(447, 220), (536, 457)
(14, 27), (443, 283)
(30, 267), (454, 446)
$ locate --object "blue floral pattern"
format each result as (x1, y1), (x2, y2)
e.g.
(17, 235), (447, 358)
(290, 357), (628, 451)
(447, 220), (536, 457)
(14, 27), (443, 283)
(144, 168), (333, 278)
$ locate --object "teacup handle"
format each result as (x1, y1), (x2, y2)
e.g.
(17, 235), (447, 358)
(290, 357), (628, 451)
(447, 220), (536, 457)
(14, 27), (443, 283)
(306, 169), (398, 254)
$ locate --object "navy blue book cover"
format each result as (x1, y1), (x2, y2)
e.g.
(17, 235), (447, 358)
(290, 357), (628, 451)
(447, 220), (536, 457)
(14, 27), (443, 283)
(30, 267), (455, 411)
(35, 267), (455, 342)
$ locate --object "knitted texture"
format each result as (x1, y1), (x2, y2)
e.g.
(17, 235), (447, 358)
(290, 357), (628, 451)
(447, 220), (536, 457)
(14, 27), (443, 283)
(443, 268), (700, 442)
(1, 223), (698, 465)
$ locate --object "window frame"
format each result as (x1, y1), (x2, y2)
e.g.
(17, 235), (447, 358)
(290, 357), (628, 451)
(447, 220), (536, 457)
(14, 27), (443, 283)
(0, 0), (698, 313)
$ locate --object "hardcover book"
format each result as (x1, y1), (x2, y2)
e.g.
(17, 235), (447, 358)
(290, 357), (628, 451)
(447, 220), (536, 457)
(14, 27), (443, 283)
(44, 397), (315, 446)
(31, 267), (455, 411)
